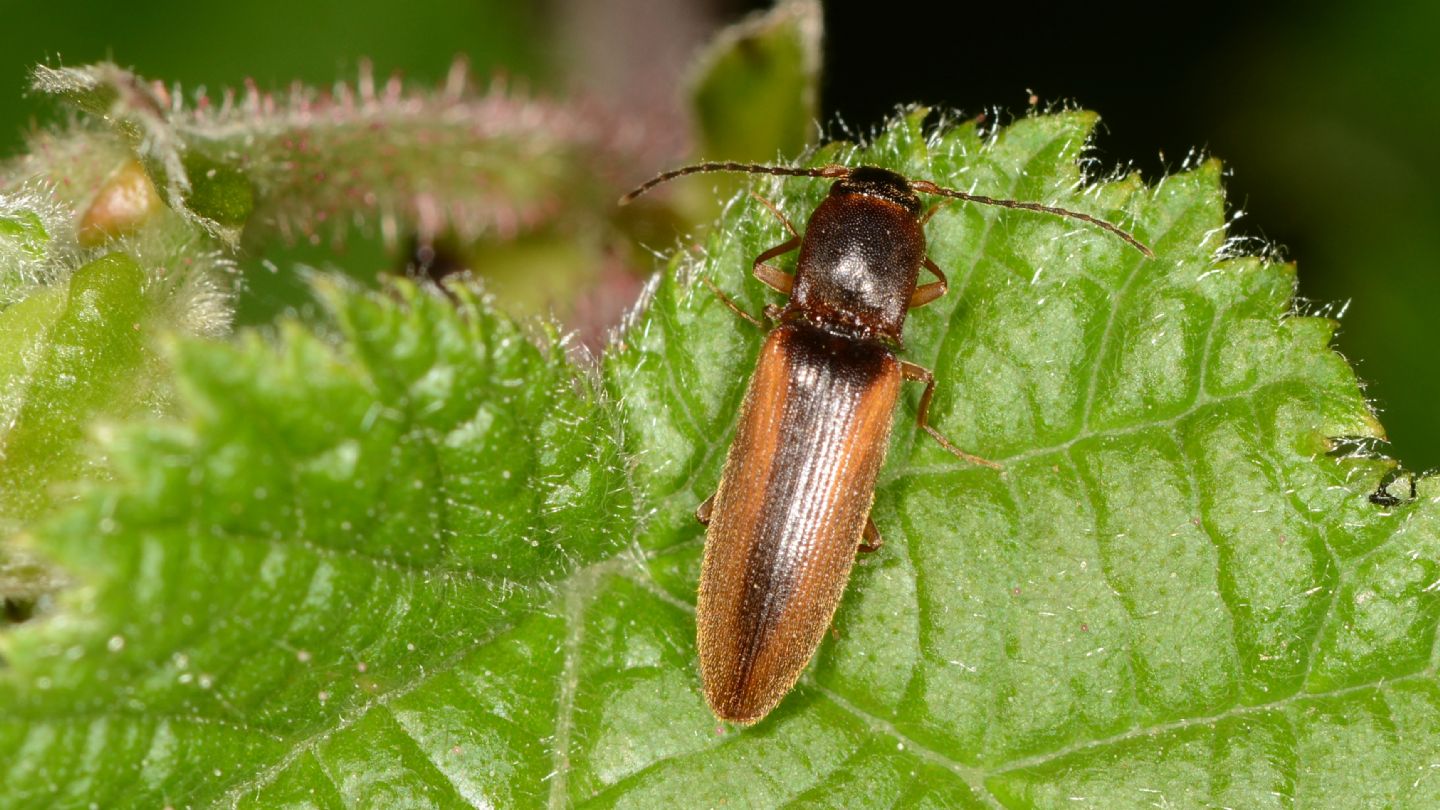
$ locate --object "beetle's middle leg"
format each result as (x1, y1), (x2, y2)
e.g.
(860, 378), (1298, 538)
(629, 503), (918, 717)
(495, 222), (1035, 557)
(700, 232), (800, 327)
(747, 189), (801, 296)
(899, 360), (1002, 470)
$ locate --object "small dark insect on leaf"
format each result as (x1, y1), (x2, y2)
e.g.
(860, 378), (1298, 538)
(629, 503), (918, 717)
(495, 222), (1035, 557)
(1370, 471), (1417, 507)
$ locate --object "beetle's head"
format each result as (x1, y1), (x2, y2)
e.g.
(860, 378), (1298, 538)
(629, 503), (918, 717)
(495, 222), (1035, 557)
(831, 166), (922, 216)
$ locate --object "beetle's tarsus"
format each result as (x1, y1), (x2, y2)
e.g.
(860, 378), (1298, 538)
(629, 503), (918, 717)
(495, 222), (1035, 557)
(695, 494), (716, 525)
(859, 519), (883, 553)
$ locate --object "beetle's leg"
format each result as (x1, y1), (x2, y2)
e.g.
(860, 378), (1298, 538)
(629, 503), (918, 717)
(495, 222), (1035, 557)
(909, 257), (949, 309)
(858, 518), (883, 553)
(899, 360), (1002, 469)
(753, 235), (800, 295)
(695, 493), (715, 525)
(749, 190), (799, 236)
(918, 199), (953, 226)
(701, 277), (766, 328)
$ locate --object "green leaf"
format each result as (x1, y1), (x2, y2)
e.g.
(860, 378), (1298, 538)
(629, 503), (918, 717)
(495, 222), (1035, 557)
(179, 152), (255, 232)
(5, 110), (1439, 808)
(0, 185), (68, 306)
(0, 210), (49, 268)
(0, 176), (237, 539)
(690, 0), (822, 163)
(668, 0), (823, 225)
(1, 279), (632, 806)
(30, 62), (637, 249)
(0, 253), (161, 529)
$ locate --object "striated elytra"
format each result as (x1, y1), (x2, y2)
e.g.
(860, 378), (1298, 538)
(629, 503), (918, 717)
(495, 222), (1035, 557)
(623, 162), (1151, 724)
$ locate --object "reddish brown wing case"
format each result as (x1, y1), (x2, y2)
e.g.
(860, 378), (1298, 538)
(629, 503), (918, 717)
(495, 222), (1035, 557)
(697, 321), (901, 723)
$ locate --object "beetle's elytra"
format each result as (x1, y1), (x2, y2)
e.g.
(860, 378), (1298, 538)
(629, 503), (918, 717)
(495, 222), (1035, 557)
(622, 161), (1151, 724)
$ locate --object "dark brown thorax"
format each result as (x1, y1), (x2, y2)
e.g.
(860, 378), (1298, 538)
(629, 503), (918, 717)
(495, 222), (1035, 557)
(784, 167), (926, 344)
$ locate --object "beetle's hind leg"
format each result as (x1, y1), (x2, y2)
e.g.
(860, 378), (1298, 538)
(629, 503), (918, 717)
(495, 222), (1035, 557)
(858, 518), (883, 554)
(899, 361), (1002, 470)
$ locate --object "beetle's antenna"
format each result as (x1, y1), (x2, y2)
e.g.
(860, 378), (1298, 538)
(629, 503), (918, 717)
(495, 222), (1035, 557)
(620, 162), (851, 205)
(910, 180), (1155, 258)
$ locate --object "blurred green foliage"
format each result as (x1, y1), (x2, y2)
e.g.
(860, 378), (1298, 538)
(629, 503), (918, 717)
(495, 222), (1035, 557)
(691, 0), (818, 164)
(0, 0), (551, 331)
(0, 253), (152, 523)
(0, 0), (547, 154)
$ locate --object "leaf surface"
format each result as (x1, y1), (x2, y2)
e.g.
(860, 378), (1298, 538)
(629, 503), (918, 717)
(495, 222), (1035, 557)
(0, 253), (163, 527)
(4, 111), (1438, 809)
(1, 282), (632, 806)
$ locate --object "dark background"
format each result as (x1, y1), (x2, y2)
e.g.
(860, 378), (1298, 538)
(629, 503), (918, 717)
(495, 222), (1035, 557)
(1, 0), (1435, 468)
